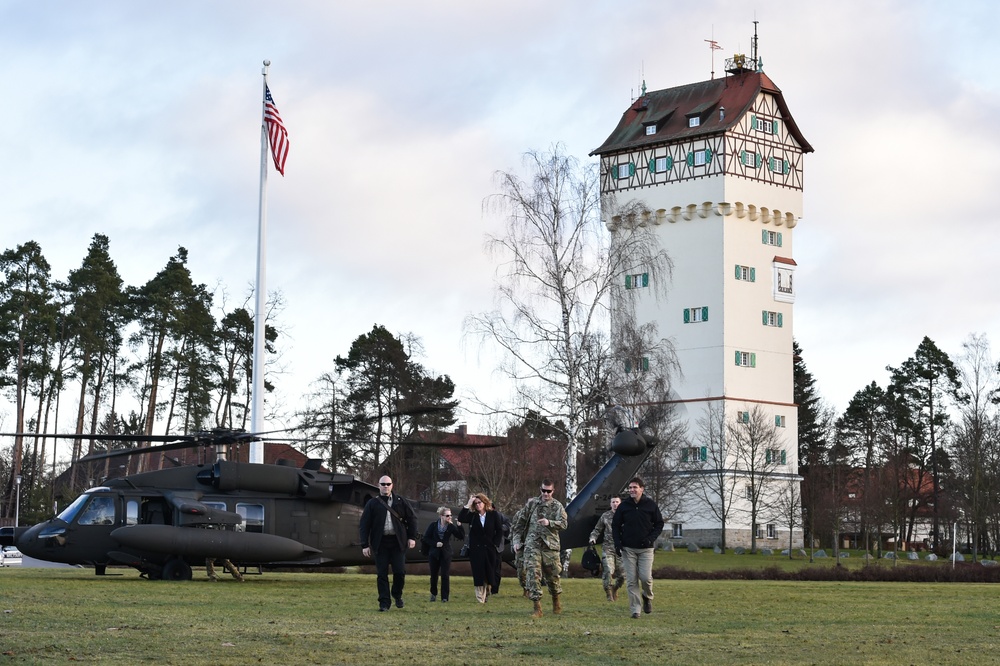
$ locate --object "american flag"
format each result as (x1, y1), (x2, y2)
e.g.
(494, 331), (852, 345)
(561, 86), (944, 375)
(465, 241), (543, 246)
(264, 86), (289, 176)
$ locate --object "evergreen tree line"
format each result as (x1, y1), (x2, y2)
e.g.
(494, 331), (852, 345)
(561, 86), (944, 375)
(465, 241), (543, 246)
(0, 234), (465, 525)
(797, 334), (1000, 558)
(0, 234), (280, 522)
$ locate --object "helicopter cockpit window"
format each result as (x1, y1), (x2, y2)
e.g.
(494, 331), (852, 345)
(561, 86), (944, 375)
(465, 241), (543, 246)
(77, 496), (116, 526)
(56, 493), (92, 523)
(236, 503), (264, 533)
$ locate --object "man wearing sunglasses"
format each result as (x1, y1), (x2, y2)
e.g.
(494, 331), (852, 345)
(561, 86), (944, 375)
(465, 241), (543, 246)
(512, 479), (568, 618)
(359, 476), (418, 612)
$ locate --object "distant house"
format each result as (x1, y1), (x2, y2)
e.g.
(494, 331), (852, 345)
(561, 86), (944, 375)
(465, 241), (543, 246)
(383, 425), (565, 514)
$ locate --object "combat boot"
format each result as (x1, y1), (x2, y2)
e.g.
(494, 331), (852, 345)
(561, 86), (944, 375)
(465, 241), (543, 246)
(605, 588), (613, 602)
(610, 585), (618, 601)
(531, 599), (543, 618)
(552, 594), (562, 614)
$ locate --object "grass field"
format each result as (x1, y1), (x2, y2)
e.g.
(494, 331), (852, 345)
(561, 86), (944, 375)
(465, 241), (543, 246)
(2, 552), (999, 666)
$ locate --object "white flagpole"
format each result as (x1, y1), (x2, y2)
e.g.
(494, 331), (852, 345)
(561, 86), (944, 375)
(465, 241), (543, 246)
(250, 60), (271, 464)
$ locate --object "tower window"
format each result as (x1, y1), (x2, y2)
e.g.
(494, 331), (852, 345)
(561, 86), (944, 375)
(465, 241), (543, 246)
(684, 307), (709, 323)
(762, 310), (783, 327)
(651, 156), (673, 173)
(735, 351), (756, 368)
(625, 272), (649, 289)
(762, 230), (782, 247)
(775, 415), (786, 427)
(735, 265), (756, 282)
(615, 163), (635, 179)
(645, 124), (657, 135)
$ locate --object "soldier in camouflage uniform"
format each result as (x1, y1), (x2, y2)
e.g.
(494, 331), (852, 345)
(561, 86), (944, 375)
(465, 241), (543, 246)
(511, 505), (528, 596)
(512, 479), (568, 618)
(588, 496), (625, 601)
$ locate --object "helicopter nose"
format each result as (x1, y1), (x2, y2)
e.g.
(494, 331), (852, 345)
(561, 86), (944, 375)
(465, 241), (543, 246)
(17, 520), (66, 558)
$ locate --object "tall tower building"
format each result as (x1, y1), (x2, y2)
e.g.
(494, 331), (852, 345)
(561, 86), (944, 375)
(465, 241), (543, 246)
(592, 52), (813, 549)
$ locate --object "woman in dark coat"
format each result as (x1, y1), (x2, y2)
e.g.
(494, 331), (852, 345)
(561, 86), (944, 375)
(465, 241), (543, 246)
(422, 506), (465, 602)
(458, 492), (503, 603)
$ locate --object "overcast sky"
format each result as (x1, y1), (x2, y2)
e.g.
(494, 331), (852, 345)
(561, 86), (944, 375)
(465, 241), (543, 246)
(3, 0), (999, 436)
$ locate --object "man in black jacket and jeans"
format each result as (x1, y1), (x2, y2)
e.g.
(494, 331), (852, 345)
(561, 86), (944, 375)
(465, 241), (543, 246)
(612, 476), (664, 619)
(359, 476), (418, 611)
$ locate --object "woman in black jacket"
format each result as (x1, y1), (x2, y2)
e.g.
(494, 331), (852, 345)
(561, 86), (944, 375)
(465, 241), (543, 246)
(458, 493), (503, 603)
(422, 506), (465, 602)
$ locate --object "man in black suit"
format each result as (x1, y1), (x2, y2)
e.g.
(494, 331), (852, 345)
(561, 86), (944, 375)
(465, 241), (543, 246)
(359, 475), (418, 611)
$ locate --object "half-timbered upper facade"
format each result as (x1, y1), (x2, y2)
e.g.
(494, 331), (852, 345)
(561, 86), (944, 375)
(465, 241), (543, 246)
(593, 65), (813, 549)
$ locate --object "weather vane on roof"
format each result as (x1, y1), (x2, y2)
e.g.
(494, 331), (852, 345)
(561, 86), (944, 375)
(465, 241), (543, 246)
(705, 37), (723, 80)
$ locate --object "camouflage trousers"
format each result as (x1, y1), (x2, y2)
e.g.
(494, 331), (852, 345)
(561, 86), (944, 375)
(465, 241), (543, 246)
(523, 545), (561, 601)
(515, 549), (526, 591)
(601, 548), (625, 591)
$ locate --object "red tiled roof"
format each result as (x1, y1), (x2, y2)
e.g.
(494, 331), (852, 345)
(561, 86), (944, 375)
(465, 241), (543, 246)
(591, 71), (813, 157)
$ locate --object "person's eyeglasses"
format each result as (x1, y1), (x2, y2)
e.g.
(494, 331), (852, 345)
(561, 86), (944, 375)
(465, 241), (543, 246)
(444, 514), (452, 517)
(540, 488), (554, 494)
(380, 482), (393, 486)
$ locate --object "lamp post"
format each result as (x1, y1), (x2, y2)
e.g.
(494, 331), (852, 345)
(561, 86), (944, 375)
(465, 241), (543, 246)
(952, 509), (964, 570)
(14, 475), (22, 529)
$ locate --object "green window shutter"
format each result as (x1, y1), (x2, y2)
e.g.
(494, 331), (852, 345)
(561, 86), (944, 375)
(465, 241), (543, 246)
(751, 114), (757, 129)
(683, 308), (691, 323)
(774, 415), (781, 427)
(735, 265), (741, 280)
(743, 412), (749, 423)
(628, 162), (636, 177)
(773, 120), (780, 135)
(768, 156), (775, 171)
(749, 267), (756, 282)
(687, 152), (694, 166)
(666, 156), (673, 170)
(740, 149), (746, 165)
(777, 312), (783, 327)
(625, 274), (632, 289)
(648, 159), (656, 173)
(777, 232), (783, 247)
(681, 449), (689, 462)
(766, 449), (771, 463)
(642, 357), (649, 372)
(756, 153), (762, 168)
(624, 360), (632, 373)
(781, 450), (787, 464)
(762, 310), (768, 325)
(783, 159), (789, 174)
(702, 306), (708, 321)
(735, 351), (741, 366)
(705, 147), (713, 163)
(700, 446), (707, 462)
(762, 230), (768, 244)
(611, 166), (618, 180)
(750, 353), (756, 367)
(642, 272), (649, 287)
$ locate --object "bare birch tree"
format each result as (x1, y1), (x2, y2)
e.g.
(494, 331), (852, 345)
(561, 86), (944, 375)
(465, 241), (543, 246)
(730, 404), (785, 552)
(686, 401), (738, 550)
(465, 145), (671, 500)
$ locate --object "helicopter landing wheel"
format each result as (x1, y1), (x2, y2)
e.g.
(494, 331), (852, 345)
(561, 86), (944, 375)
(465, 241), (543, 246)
(161, 558), (193, 581)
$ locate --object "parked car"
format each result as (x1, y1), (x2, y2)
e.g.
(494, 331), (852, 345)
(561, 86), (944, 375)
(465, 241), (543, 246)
(0, 545), (22, 566)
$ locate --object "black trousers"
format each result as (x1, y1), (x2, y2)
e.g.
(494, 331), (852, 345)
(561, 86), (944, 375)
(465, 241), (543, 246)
(428, 549), (452, 600)
(374, 537), (406, 607)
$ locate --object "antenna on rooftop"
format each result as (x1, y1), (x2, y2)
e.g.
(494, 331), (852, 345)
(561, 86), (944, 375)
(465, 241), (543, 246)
(752, 19), (759, 69)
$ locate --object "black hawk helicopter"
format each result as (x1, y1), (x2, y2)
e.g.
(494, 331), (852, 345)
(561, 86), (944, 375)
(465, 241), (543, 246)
(7, 407), (658, 580)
